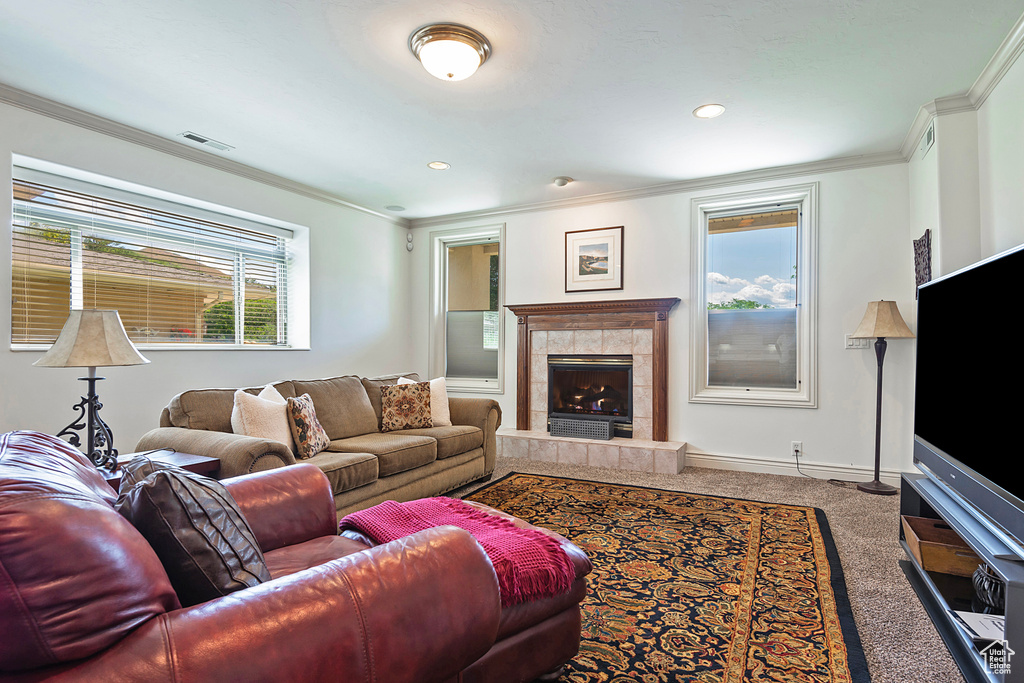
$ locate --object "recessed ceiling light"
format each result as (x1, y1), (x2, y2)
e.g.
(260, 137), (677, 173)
(693, 103), (726, 119)
(409, 23), (492, 82)
(428, 161), (451, 170)
(386, 205), (406, 212)
(553, 176), (574, 187)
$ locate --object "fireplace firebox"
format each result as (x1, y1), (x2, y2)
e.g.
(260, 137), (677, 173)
(547, 355), (632, 438)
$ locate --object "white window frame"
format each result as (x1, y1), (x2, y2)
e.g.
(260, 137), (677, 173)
(11, 156), (311, 351)
(428, 223), (505, 393)
(689, 182), (818, 407)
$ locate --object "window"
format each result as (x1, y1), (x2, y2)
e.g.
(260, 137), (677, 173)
(690, 183), (817, 407)
(11, 165), (303, 349)
(429, 224), (504, 392)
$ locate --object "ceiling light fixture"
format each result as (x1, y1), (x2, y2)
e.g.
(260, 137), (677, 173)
(409, 23), (492, 81)
(553, 176), (574, 187)
(693, 103), (726, 119)
(428, 161), (451, 170)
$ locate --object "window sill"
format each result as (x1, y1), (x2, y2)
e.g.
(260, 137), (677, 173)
(446, 377), (504, 394)
(689, 386), (817, 408)
(11, 344), (310, 352)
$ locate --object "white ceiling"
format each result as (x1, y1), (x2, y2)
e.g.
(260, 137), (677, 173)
(0, 0), (1021, 220)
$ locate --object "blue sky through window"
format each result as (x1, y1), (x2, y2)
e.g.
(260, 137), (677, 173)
(707, 226), (797, 308)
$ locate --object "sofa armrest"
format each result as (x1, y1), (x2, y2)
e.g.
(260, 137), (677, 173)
(135, 427), (296, 479)
(10, 527), (500, 683)
(448, 397), (502, 474)
(223, 464), (338, 552)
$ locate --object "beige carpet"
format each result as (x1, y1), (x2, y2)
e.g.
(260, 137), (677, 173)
(455, 457), (965, 683)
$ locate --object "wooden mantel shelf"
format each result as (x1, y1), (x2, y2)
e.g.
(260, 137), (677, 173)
(504, 297), (681, 441)
(506, 298), (681, 319)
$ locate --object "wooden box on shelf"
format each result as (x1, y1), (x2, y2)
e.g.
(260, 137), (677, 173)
(902, 515), (981, 577)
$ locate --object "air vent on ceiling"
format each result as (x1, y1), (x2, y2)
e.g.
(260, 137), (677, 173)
(179, 131), (234, 152)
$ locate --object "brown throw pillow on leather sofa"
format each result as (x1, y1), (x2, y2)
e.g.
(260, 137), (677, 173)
(116, 458), (272, 607)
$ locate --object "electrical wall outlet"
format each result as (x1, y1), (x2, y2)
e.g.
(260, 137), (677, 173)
(845, 334), (871, 350)
(792, 441), (803, 459)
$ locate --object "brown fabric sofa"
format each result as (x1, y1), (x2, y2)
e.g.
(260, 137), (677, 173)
(0, 430), (501, 683)
(136, 373), (501, 515)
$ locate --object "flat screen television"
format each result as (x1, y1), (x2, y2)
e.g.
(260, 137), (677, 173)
(914, 242), (1024, 554)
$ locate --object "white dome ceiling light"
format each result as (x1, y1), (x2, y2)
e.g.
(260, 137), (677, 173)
(409, 23), (492, 82)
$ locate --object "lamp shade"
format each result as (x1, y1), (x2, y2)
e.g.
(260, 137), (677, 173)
(850, 301), (915, 339)
(33, 310), (150, 368)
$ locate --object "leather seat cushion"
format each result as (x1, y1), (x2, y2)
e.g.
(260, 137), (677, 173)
(264, 535), (372, 579)
(301, 450), (379, 494)
(329, 433), (437, 477)
(393, 425), (483, 460)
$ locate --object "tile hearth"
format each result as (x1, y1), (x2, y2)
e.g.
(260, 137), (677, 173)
(497, 428), (686, 474)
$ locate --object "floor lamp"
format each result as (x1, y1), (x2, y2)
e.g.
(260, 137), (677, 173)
(33, 310), (150, 471)
(850, 300), (914, 495)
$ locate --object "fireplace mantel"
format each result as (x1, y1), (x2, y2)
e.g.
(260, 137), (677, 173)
(505, 297), (680, 441)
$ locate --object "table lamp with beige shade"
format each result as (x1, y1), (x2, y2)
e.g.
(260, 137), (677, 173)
(34, 310), (150, 471)
(850, 300), (915, 495)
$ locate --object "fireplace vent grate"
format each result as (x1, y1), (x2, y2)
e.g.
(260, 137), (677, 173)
(550, 416), (614, 440)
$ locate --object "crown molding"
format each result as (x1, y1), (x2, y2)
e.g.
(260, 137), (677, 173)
(970, 10), (1024, 109)
(409, 150), (904, 228)
(900, 11), (1024, 161)
(0, 82), (408, 227)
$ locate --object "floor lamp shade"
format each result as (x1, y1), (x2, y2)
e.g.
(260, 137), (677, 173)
(33, 310), (149, 470)
(851, 300), (914, 495)
(851, 300), (915, 341)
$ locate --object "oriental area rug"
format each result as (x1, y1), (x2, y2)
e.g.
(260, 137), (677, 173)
(465, 474), (870, 683)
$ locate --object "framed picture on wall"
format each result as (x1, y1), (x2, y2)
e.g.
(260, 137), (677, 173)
(565, 226), (624, 292)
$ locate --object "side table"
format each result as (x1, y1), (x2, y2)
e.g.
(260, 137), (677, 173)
(102, 450), (221, 491)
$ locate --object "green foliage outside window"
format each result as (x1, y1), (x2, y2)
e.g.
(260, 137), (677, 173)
(203, 298), (278, 342)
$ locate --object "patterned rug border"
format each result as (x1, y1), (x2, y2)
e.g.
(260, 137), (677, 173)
(467, 471), (871, 683)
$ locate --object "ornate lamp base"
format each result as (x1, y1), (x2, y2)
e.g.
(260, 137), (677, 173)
(55, 373), (118, 471)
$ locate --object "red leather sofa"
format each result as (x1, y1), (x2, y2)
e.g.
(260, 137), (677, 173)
(0, 431), (591, 682)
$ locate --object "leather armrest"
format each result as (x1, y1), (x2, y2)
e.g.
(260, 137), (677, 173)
(135, 427), (296, 479)
(223, 464), (338, 552)
(10, 527), (501, 683)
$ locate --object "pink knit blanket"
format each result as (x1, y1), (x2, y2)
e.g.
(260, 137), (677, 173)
(340, 497), (577, 607)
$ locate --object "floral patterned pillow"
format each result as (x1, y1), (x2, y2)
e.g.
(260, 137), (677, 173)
(380, 382), (433, 432)
(285, 393), (330, 459)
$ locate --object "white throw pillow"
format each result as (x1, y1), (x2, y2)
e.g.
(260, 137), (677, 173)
(398, 376), (451, 427)
(231, 384), (295, 453)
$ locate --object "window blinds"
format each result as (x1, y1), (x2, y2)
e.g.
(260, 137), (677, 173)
(12, 174), (290, 347)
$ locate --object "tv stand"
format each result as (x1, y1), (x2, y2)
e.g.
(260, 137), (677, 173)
(902, 473), (1024, 682)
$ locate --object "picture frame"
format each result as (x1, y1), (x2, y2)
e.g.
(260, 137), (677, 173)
(565, 226), (623, 293)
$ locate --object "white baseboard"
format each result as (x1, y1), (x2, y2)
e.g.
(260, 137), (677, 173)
(683, 450), (903, 489)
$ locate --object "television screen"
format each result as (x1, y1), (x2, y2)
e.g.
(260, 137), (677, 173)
(915, 244), (1024, 502)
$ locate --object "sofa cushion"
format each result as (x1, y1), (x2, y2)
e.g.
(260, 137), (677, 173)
(264, 534), (371, 579)
(286, 394), (331, 459)
(381, 382), (433, 432)
(231, 384), (295, 453)
(328, 433), (437, 477)
(290, 376), (379, 440)
(361, 373), (420, 429)
(116, 459), (272, 607)
(302, 450), (379, 495)
(0, 431), (180, 671)
(169, 382), (296, 432)
(398, 375), (452, 427)
(393, 425), (483, 460)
